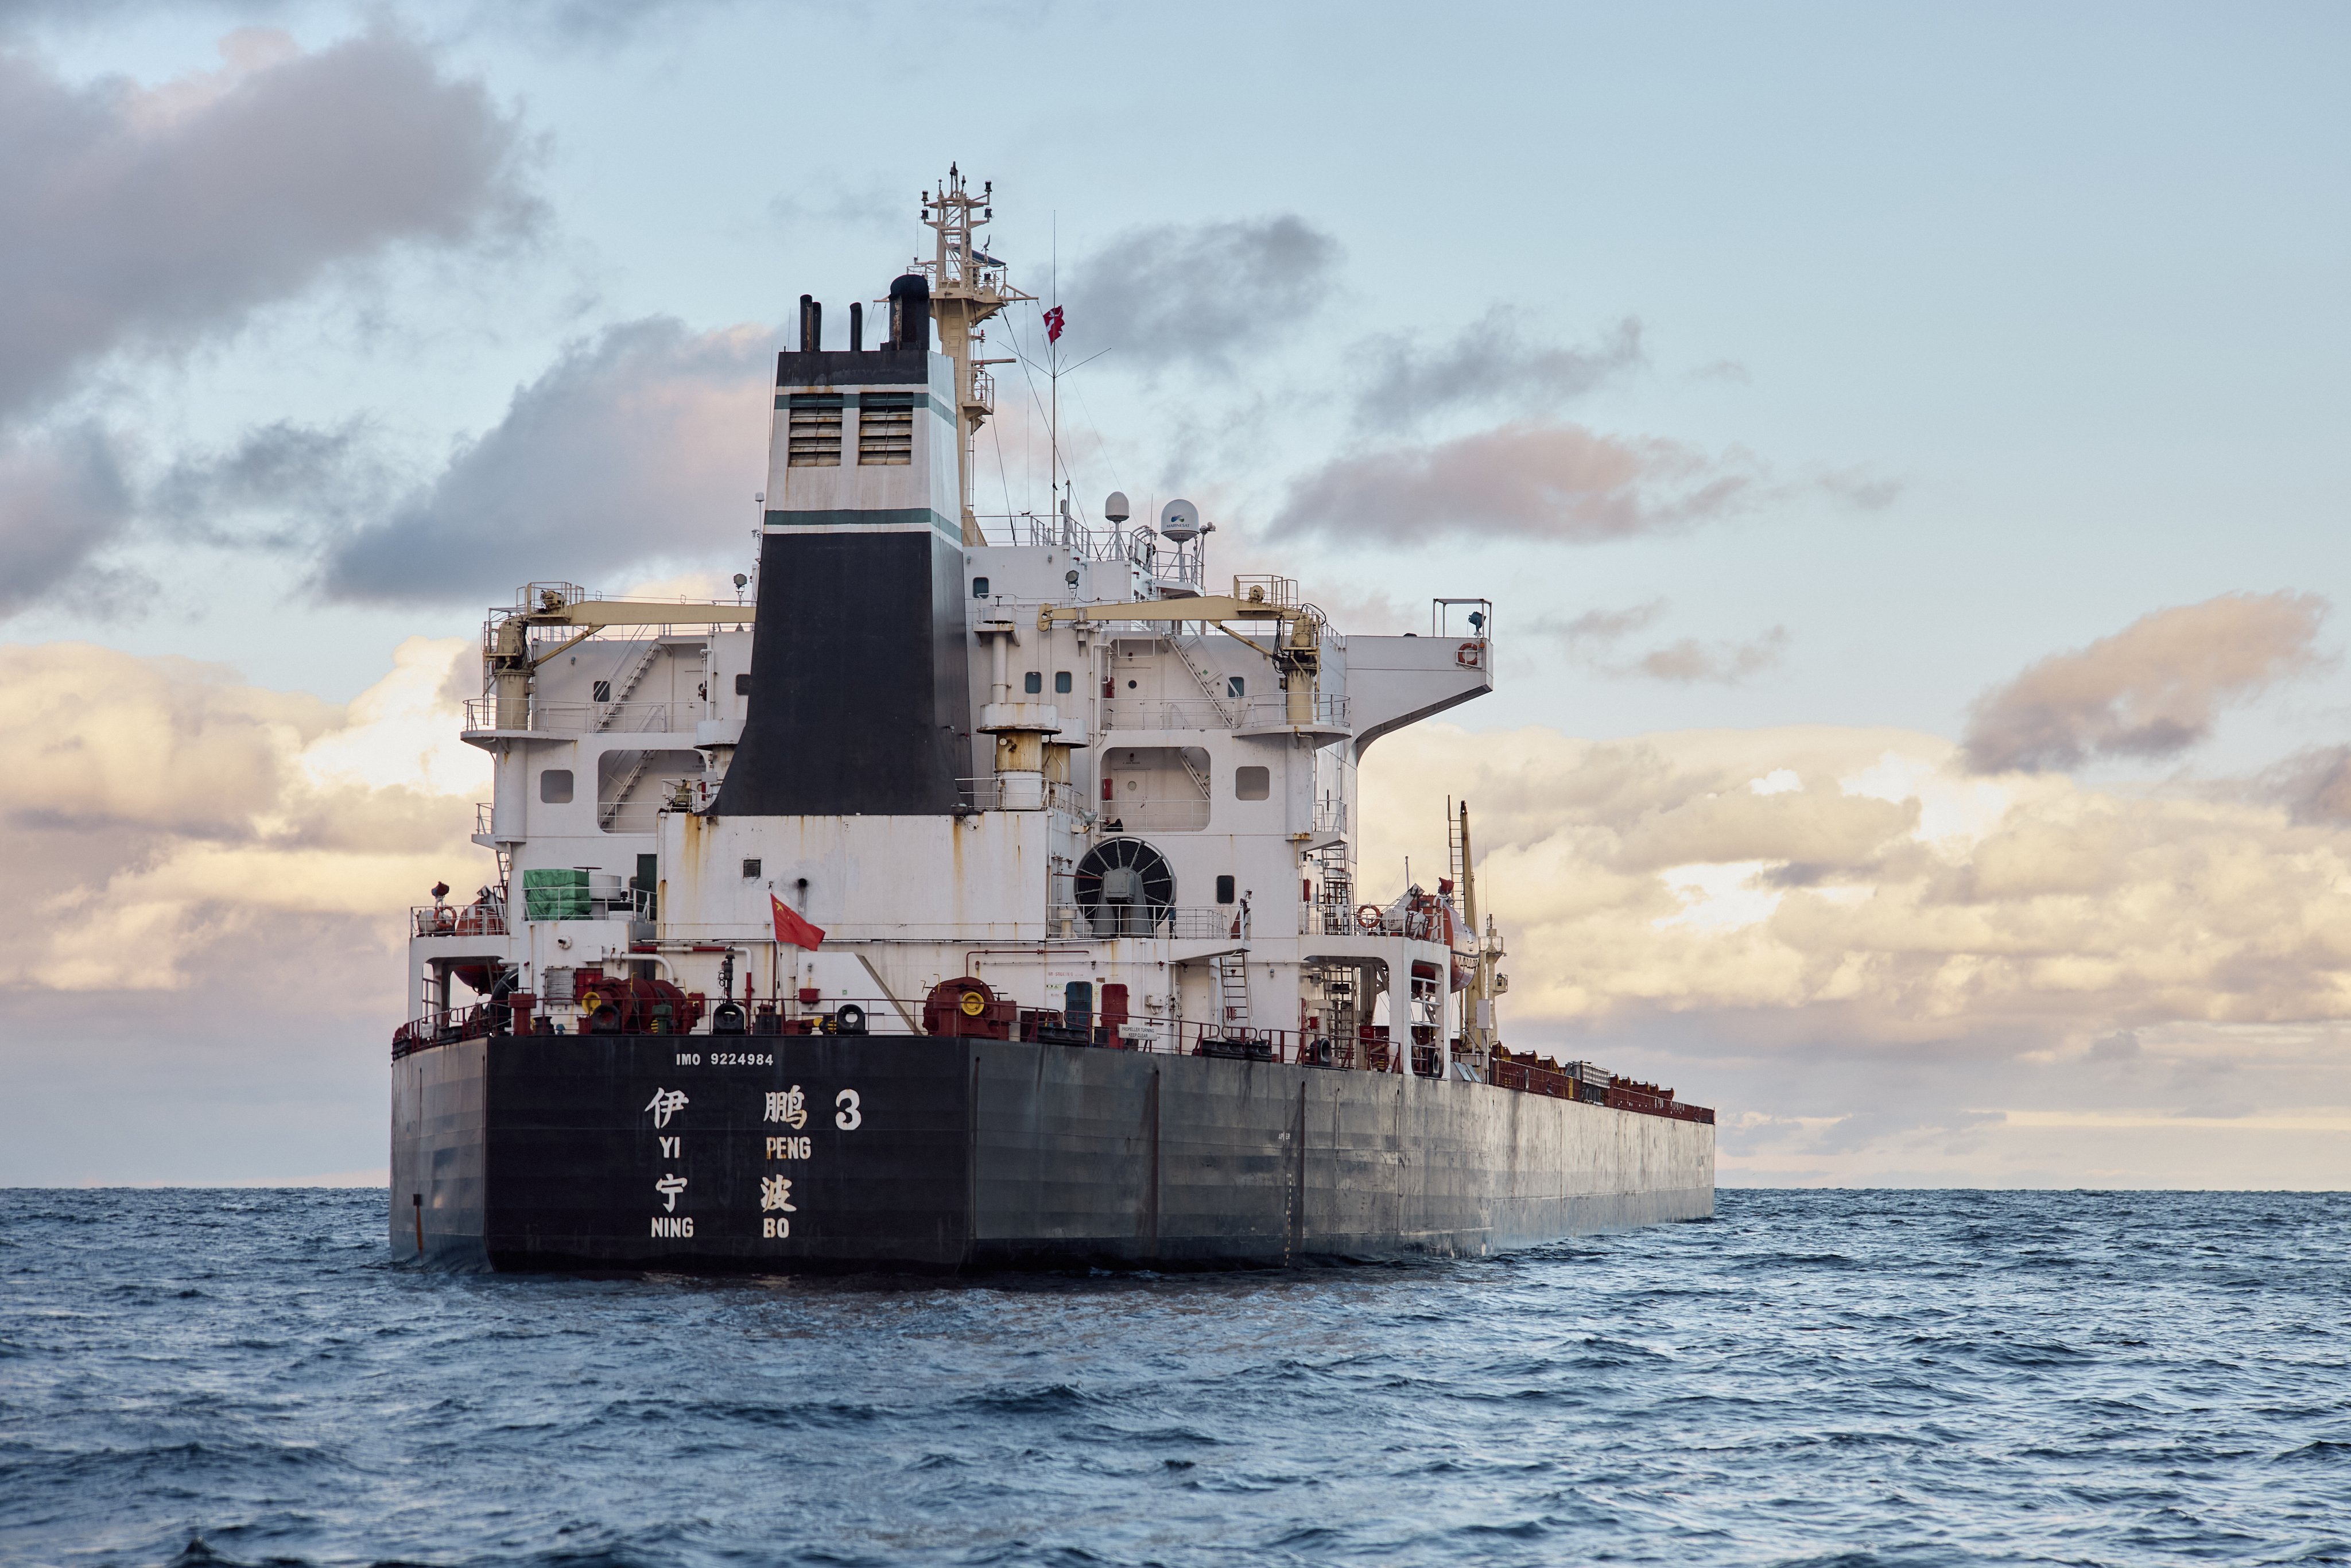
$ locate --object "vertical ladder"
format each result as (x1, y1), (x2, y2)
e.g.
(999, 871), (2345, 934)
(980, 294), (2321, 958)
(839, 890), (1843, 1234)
(1214, 951), (1251, 1034)
(1446, 794), (1467, 888)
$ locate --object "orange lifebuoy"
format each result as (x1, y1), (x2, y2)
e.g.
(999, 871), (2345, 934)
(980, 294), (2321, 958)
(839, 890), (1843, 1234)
(1456, 641), (1483, 669)
(1356, 903), (1384, 933)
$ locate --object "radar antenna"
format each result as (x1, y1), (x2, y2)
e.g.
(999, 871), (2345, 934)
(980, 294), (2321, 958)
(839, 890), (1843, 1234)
(917, 166), (1034, 546)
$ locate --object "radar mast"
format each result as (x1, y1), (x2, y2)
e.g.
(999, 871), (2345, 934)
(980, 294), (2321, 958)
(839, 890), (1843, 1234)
(917, 166), (1033, 546)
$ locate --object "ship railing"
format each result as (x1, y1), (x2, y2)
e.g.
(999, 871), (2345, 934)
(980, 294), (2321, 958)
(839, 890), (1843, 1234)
(1299, 902), (1374, 937)
(1026, 904), (1252, 940)
(412, 904), (509, 939)
(971, 513), (1161, 565)
(387, 998), (1720, 1117)
(1100, 694), (1348, 733)
(393, 1001), (503, 1057)
(956, 777), (1091, 816)
(1488, 1051), (1718, 1124)
(474, 801), (495, 836)
(1337, 902), (1445, 941)
(462, 697), (682, 734)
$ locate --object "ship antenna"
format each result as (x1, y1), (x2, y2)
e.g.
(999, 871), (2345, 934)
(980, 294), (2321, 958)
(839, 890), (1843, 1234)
(1050, 210), (1060, 538)
(918, 166), (1033, 547)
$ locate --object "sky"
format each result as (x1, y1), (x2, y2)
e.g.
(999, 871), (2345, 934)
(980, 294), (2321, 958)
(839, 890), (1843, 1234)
(1, 0), (2346, 1189)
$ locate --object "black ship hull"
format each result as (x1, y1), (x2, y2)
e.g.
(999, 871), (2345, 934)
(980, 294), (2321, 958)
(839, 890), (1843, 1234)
(390, 1034), (1714, 1272)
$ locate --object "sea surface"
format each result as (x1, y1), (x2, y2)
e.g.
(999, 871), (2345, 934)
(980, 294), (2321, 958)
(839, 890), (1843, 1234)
(1, 1189), (2345, 1568)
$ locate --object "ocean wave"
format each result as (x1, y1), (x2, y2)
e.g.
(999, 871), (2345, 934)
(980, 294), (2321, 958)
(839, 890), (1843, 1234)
(1, 1188), (2346, 1566)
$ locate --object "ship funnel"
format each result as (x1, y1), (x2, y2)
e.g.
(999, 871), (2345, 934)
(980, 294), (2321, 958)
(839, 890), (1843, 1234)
(1104, 491), (1131, 523)
(887, 274), (931, 351)
(799, 294), (822, 352)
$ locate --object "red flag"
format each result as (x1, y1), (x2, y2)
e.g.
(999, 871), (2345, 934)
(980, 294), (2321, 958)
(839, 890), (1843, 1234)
(770, 893), (825, 949)
(1042, 305), (1064, 343)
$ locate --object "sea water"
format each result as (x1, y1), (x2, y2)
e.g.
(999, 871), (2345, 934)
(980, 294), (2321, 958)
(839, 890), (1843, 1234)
(2, 1188), (2344, 1567)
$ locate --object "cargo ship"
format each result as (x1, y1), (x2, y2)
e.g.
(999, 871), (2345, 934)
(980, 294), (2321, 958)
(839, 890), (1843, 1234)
(390, 169), (1713, 1271)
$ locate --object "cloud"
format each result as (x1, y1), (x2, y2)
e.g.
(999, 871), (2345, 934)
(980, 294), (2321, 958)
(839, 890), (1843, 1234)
(1964, 592), (2330, 774)
(1351, 311), (1642, 433)
(0, 27), (536, 421)
(1359, 722), (2351, 1185)
(1547, 601), (1666, 643)
(320, 318), (773, 603)
(2263, 746), (2351, 825)
(1633, 629), (1790, 684)
(0, 428), (133, 615)
(767, 176), (904, 233)
(1058, 216), (1340, 370)
(1270, 420), (1758, 545)
(0, 636), (482, 992)
(149, 418), (389, 546)
(1535, 600), (1789, 685)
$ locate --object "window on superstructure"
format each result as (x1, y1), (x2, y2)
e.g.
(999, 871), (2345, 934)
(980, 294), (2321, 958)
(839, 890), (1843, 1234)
(1235, 766), (1270, 801)
(1226, 676), (1246, 698)
(742, 859), (762, 879)
(857, 397), (915, 465)
(1216, 875), (1235, 905)
(734, 673), (752, 696)
(786, 395), (844, 467)
(540, 770), (573, 804)
(1054, 672), (1072, 693)
(971, 577), (989, 599)
(1023, 672), (1042, 695)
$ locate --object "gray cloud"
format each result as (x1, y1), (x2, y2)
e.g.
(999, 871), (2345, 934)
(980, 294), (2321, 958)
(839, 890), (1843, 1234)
(0, 28), (536, 421)
(1546, 601), (1667, 644)
(1058, 216), (1340, 370)
(1271, 420), (1758, 545)
(1634, 628), (1790, 685)
(1535, 600), (1788, 685)
(0, 428), (132, 616)
(320, 318), (771, 603)
(767, 178), (903, 233)
(2257, 745), (2351, 826)
(1964, 591), (2330, 774)
(149, 420), (390, 548)
(1351, 311), (1642, 433)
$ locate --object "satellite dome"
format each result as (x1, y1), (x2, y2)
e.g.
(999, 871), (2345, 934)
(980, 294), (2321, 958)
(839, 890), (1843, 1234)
(1104, 491), (1131, 523)
(1158, 498), (1200, 543)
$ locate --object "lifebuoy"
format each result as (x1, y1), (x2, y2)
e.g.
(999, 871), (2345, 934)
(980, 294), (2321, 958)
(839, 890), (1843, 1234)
(1356, 903), (1384, 933)
(1456, 641), (1483, 669)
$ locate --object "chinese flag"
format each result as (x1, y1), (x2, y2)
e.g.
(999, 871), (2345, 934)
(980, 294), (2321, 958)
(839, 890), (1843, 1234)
(771, 894), (825, 949)
(1042, 305), (1064, 343)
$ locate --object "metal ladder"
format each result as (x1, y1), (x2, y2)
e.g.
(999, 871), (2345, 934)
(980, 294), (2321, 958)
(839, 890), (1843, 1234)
(1174, 748), (1212, 805)
(1169, 633), (1237, 726)
(598, 752), (655, 832)
(595, 640), (662, 731)
(1213, 951), (1251, 1034)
